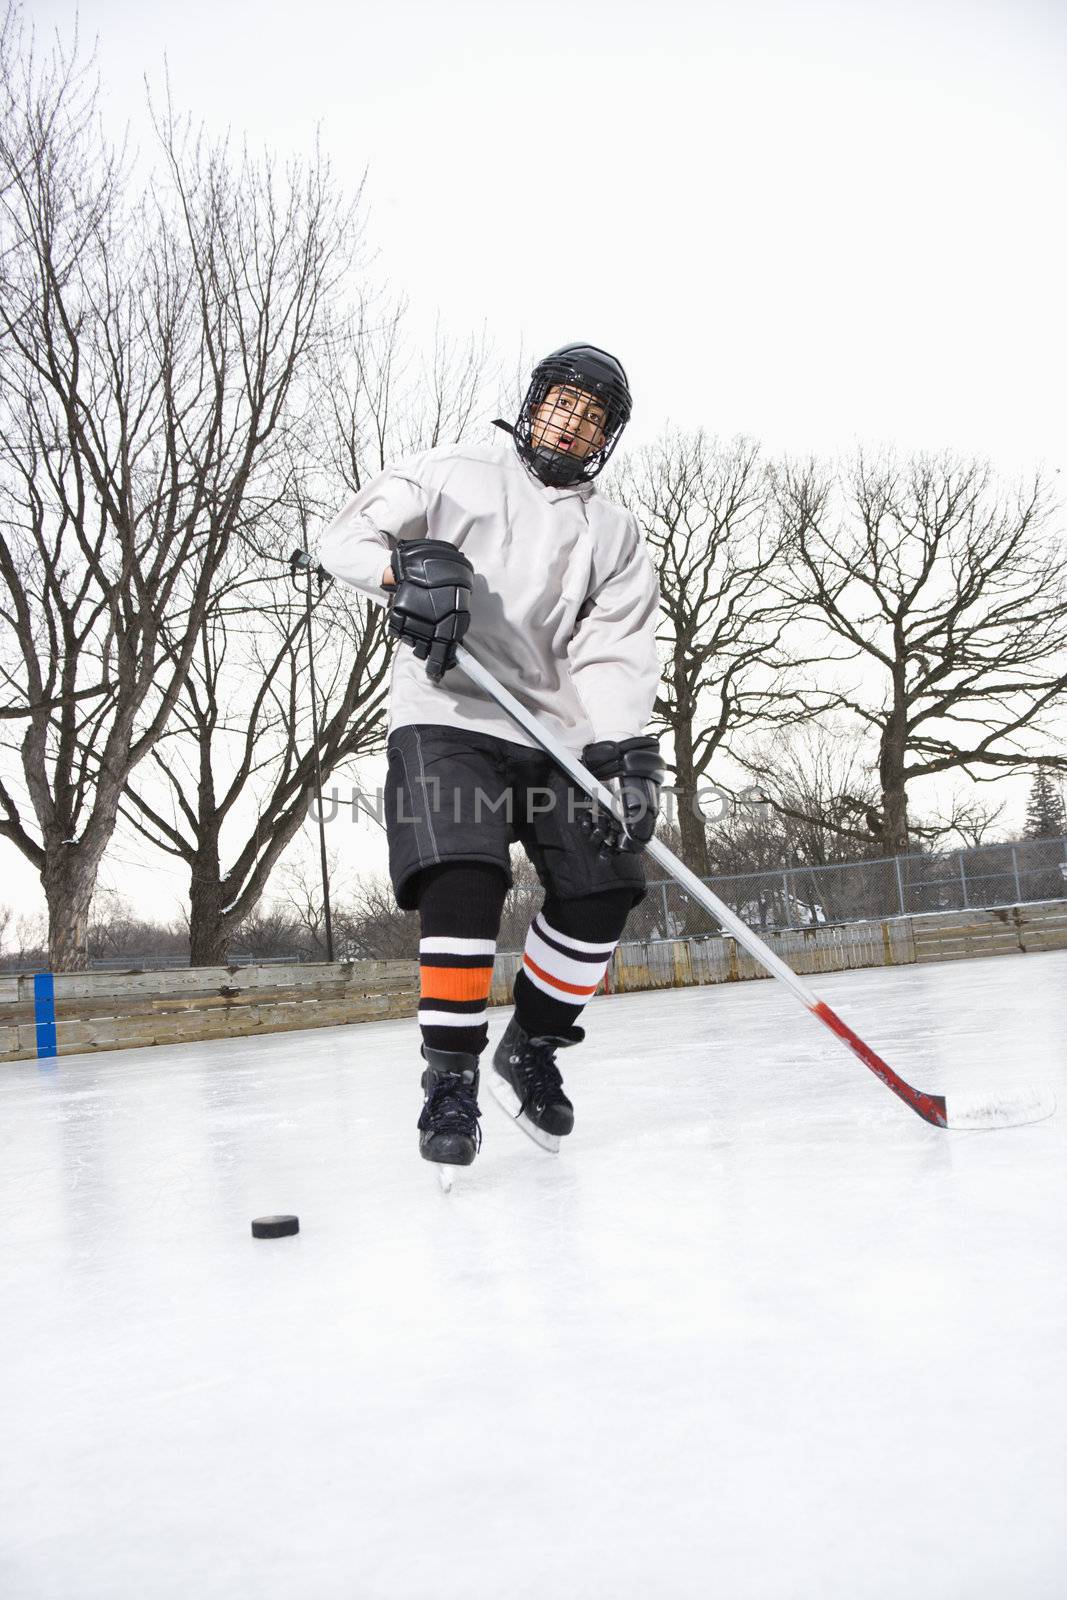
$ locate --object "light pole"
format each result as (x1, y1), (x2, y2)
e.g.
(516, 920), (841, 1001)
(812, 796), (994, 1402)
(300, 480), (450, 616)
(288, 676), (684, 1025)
(289, 548), (334, 964)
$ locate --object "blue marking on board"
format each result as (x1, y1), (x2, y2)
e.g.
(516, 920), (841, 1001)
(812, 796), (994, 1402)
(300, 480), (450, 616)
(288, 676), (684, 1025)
(33, 972), (57, 1059)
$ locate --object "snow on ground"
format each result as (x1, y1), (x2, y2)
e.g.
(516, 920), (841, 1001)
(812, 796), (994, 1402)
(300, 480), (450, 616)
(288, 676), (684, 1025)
(1, 951), (1065, 1600)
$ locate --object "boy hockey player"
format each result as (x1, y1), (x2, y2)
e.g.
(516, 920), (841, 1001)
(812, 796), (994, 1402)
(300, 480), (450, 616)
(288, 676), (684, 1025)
(320, 343), (663, 1168)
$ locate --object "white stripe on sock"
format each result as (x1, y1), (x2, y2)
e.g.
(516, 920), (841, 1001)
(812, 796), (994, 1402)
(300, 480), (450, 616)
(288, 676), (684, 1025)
(533, 913), (616, 956)
(419, 936), (497, 957)
(525, 923), (609, 993)
(419, 1007), (488, 1029)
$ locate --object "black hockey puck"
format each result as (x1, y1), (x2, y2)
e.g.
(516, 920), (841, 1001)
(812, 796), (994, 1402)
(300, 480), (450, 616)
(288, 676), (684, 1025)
(251, 1215), (299, 1239)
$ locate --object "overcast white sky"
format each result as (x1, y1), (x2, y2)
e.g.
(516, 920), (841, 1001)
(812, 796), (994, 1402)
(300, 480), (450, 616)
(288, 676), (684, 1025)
(5, 0), (1067, 931)
(30, 0), (1067, 462)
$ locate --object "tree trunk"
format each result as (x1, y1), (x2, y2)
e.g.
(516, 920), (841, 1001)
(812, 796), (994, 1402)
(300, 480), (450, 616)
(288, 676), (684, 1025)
(188, 836), (229, 967)
(672, 719), (711, 879)
(669, 715), (715, 938)
(879, 783), (910, 856)
(878, 666), (911, 855)
(43, 847), (98, 972)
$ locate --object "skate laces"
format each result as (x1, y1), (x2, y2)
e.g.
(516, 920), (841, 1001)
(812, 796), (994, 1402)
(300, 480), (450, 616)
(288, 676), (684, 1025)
(419, 1073), (483, 1149)
(513, 1038), (567, 1112)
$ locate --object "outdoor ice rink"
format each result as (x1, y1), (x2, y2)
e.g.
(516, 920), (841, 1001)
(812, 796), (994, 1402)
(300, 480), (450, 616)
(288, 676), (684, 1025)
(2, 950), (1064, 1600)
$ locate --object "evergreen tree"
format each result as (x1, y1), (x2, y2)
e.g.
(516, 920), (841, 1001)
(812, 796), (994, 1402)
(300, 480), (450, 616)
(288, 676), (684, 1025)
(1024, 770), (1067, 839)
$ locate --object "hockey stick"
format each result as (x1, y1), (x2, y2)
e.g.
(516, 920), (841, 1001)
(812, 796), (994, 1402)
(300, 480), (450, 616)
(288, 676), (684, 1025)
(453, 643), (1054, 1132)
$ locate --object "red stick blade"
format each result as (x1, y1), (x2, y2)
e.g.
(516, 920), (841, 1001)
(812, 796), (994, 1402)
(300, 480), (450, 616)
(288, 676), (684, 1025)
(812, 1000), (948, 1125)
(811, 1001), (1055, 1131)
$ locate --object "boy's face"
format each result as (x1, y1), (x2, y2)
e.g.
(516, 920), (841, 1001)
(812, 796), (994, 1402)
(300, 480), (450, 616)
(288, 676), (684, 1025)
(530, 384), (608, 461)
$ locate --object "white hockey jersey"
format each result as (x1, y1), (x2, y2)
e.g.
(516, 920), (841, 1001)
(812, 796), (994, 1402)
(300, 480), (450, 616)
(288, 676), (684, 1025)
(318, 435), (661, 754)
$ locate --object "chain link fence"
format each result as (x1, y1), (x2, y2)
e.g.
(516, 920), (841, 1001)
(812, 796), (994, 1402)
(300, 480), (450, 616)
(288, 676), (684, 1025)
(626, 835), (1067, 943)
(10, 840), (1066, 972)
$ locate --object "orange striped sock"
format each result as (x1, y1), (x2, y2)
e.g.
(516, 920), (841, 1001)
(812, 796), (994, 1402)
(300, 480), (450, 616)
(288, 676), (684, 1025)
(413, 862), (508, 1057)
(419, 934), (497, 1054)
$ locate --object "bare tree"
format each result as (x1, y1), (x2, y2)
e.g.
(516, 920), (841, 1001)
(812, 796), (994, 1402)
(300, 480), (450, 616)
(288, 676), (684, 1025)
(274, 851), (341, 956)
(86, 887), (188, 966)
(773, 451), (1067, 853)
(741, 722), (885, 867)
(743, 716), (1008, 855)
(615, 431), (818, 876)
(335, 875), (419, 962)
(0, 10), (356, 967)
(118, 535), (389, 965)
(0, 902), (47, 970)
(115, 293), (498, 965)
(228, 903), (305, 962)
(322, 298), (498, 494)
(933, 792), (1006, 850)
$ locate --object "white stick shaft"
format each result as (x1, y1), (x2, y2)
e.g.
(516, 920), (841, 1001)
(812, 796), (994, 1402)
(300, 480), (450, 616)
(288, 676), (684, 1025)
(455, 644), (820, 1009)
(354, 619), (1052, 1127)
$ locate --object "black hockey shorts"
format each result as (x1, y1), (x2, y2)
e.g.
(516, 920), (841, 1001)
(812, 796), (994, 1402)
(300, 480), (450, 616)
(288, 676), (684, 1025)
(384, 723), (648, 912)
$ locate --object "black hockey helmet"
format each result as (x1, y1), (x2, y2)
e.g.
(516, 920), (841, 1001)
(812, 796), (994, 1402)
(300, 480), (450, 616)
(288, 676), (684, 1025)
(512, 343), (633, 487)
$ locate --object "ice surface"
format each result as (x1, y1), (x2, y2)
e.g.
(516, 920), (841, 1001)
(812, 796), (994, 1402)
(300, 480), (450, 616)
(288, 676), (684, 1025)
(1, 951), (1065, 1600)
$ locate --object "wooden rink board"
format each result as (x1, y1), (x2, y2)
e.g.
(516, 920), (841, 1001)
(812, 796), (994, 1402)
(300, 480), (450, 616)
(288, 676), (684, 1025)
(4, 902), (1065, 1062)
(493, 900), (1066, 1004)
(911, 902), (1067, 962)
(1, 961), (420, 1062)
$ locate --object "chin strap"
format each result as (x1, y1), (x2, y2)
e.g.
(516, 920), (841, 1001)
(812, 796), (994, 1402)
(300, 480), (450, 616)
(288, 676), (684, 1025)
(493, 416), (585, 487)
(528, 447), (587, 489)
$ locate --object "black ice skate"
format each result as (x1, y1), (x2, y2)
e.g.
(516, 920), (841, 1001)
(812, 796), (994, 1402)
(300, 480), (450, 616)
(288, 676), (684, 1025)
(418, 1049), (482, 1188)
(490, 1015), (582, 1153)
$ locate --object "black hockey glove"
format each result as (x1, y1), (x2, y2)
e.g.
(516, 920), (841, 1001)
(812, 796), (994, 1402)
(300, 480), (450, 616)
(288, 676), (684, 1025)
(579, 736), (664, 857)
(388, 538), (474, 681)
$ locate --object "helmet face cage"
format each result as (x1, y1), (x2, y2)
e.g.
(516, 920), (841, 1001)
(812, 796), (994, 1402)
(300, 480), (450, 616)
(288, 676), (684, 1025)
(514, 349), (632, 487)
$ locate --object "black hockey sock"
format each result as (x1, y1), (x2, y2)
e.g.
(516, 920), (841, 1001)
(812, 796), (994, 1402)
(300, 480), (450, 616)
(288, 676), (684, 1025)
(415, 863), (508, 1057)
(513, 889), (633, 1037)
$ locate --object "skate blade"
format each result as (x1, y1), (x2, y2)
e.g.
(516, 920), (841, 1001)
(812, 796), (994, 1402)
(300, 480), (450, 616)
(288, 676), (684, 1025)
(489, 1076), (561, 1154)
(434, 1163), (459, 1193)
